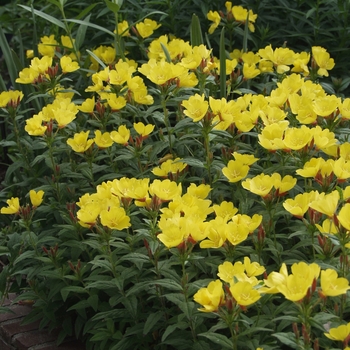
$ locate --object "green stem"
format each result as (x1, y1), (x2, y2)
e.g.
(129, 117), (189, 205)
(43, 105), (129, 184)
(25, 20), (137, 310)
(161, 94), (173, 155)
(203, 128), (213, 188)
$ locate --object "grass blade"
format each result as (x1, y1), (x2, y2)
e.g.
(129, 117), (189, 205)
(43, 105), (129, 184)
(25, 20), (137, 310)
(219, 27), (226, 99)
(86, 50), (106, 69)
(64, 19), (114, 37)
(190, 14), (203, 47)
(0, 25), (19, 89)
(75, 14), (91, 51)
(18, 5), (66, 30)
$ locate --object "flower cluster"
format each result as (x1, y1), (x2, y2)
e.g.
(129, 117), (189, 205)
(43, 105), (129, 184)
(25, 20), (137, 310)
(1, 3), (350, 349)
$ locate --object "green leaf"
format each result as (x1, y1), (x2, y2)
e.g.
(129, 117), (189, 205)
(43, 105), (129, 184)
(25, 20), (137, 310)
(160, 42), (172, 63)
(126, 278), (182, 297)
(199, 332), (233, 349)
(87, 294), (99, 312)
(273, 332), (298, 347)
(181, 157), (205, 168)
(86, 49), (107, 69)
(18, 5), (66, 30)
(190, 14), (203, 47)
(119, 252), (149, 269)
(60, 286), (89, 302)
(13, 250), (36, 265)
(75, 14), (91, 51)
(64, 19), (114, 37)
(161, 323), (187, 342)
(163, 293), (195, 319)
(105, 0), (122, 14)
(0, 25), (19, 89)
(143, 311), (163, 335)
(219, 27), (226, 99)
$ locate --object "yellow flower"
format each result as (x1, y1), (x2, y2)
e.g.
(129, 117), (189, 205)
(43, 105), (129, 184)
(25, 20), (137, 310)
(78, 97), (95, 113)
(0, 90), (24, 108)
(339, 98), (350, 119)
(200, 217), (227, 248)
(127, 76), (153, 105)
(61, 35), (74, 49)
(230, 281), (261, 306)
(29, 190), (44, 207)
(324, 323), (350, 341)
(231, 214), (262, 233)
(217, 261), (245, 283)
(60, 56), (80, 73)
(67, 131), (94, 153)
(333, 158), (350, 181)
(243, 63), (260, 79)
(315, 218), (339, 235)
(231, 6), (257, 32)
(225, 220), (250, 246)
(182, 94), (209, 122)
(242, 174), (274, 197)
(110, 59), (136, 85)
(16, 67), (39, 84)
(99, 46), (116, 64)
(25, 115), (47, 136)
(292, 52), (310, 75)
(309, 190), (339, 217)
(340, 142), (350, 160)
(277, 274), (311, 302)
(111, 177), (149, 201)
(135, 18), (161, 38)
(186, 183), (211, 199)
(258, 121), (289, 151)
(0, 197), (20, 214)
(222, 160), (250, 183)
(213, 201), (238, 220)
(283, 192), (315, 218)
(51, 98), (79, 128)
(106, 94), (127, 111)
(30, 56), (53, 74)
(258, 45), (296, 74)
(337, 203), (350, 231)
(94, 130), (114, 149)
(260, 263), (288, 294)
(320, 269), (350, 297)
(117, 20), (129, 37)
(283, 126), (313, 151)
(110, 125), (130, 145)
(266, 87), (288, 108)
(296, 157), (324, 178)
(207, 10), (221, 34)
(100, 207), (131, 230)
(273, 174), (297, 195)
(157, 219), (186, 248)
(77, 202), (101, 226)
(312, 95), (340, 117)
(26, 49), (34, 59)
(312, 46), (335, 77)
(149, 179), (182, 201)
(38, 35), (58, 57)
(133, 122), (155, 137)
(244, 257), (265, 277)
(152, 158), (187, 177)
(193, 279), (224, 312)
(312, 125), (337, 152)
(232, 152), (259, 166)
(291, 261), (320, 282)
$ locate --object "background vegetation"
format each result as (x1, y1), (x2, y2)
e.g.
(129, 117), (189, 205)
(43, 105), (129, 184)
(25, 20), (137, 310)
(0, 1), (350, 350)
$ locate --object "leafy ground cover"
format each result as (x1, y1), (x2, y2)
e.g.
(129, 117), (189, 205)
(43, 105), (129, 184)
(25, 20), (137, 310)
(0, 1), (350, 349)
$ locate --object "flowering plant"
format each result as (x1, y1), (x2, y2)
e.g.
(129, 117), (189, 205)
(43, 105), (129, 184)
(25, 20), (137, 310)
(0, 1), (350, 349)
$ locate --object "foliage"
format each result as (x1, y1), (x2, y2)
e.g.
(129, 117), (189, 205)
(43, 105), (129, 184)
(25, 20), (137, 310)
(1, 1), (350, 350)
